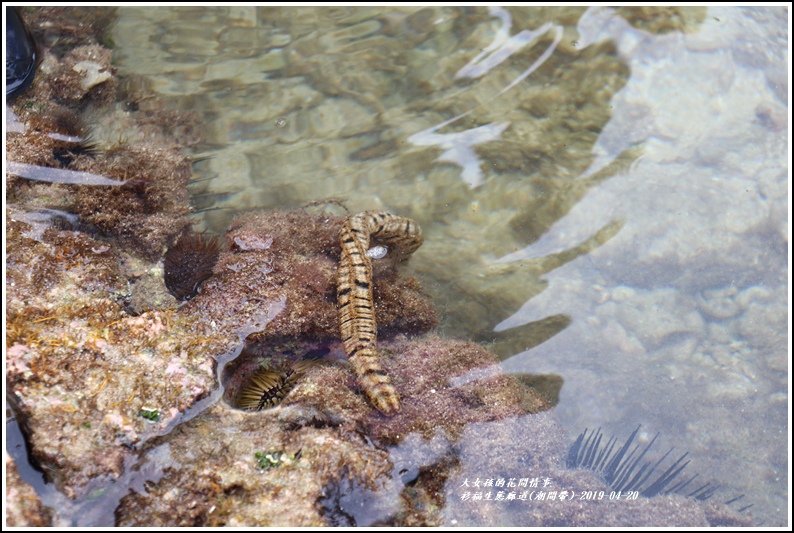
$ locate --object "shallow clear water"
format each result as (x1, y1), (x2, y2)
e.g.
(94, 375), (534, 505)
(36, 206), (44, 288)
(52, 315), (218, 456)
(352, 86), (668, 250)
(107, 6), (788, 525)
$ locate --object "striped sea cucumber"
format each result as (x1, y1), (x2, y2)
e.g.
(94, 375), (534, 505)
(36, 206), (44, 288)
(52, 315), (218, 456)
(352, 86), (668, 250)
(337, 211), (423, 415)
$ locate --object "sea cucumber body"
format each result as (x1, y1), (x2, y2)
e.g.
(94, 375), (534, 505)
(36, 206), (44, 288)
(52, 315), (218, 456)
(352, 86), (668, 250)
(337, 211), (423, 415)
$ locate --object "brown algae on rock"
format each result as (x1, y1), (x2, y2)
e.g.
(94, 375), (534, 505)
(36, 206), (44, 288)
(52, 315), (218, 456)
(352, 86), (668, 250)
(185, 209), (438, 341)
(112, 332), (750, 527)
(6, 196), (753, 526)
(5, 7), (759, 527)
(113, 334), (556, 527)
(5, 6), (228, 507)
(4, 219), (228, 493)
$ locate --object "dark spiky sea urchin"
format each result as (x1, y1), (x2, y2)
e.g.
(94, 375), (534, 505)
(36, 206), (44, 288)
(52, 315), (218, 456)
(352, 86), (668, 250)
(164, 230), (223, 301)
(234, 359), (319, 412)
(567, 425), (721, 501)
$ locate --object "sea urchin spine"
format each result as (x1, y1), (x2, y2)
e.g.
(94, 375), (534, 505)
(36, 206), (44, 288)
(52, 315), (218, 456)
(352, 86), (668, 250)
(235, 359), (318, 411)
(567, 426), (720, 500)
(164, 230), (222, 301)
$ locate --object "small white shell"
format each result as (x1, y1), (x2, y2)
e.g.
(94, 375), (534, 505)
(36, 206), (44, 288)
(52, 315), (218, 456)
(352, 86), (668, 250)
(366, 245), (388, 259)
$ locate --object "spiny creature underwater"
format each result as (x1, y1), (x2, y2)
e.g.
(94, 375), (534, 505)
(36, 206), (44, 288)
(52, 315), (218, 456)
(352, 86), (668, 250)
(181, 210), (425, 415)
(568, 426), (753, 512)
(235, 357), (321, 412)
(164, 230), (224, 301)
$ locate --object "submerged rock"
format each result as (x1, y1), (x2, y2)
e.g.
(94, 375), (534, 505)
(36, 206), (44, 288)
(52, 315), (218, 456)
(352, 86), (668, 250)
(5, 5), (220, 502)
(6, 7), (755, 527)
(114, 334), (555, 527)
(6, 199), (751, 526)
(113, 333), (749, 527)
(6, 128), (752, 528)
(5, 7), (38, 98)
(183, 209), (438, 341)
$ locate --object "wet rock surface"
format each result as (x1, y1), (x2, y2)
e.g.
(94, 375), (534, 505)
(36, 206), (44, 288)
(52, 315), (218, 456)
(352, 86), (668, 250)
(5, 219), (224, 497)
(184, 209), (438, 340)
(6, 7), (775, 526)
(5, 454), (53, 527)
(6, 6), (224, 502)
(5, 192), (752, 526)
(112, 336), (751, 527)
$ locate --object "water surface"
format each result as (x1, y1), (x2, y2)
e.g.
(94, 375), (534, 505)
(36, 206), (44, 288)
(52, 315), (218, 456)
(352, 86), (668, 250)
(109, 6), (788, 525)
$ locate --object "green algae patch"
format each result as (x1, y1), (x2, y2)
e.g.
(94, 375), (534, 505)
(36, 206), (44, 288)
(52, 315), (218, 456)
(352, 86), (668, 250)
(254, 450), (300, 470)
(137, 408), (161, 423)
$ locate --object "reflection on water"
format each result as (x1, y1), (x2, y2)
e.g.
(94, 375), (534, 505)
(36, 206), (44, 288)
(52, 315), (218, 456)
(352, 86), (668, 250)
(107, 5), (788, 525)
(408, 119), (511, 189)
